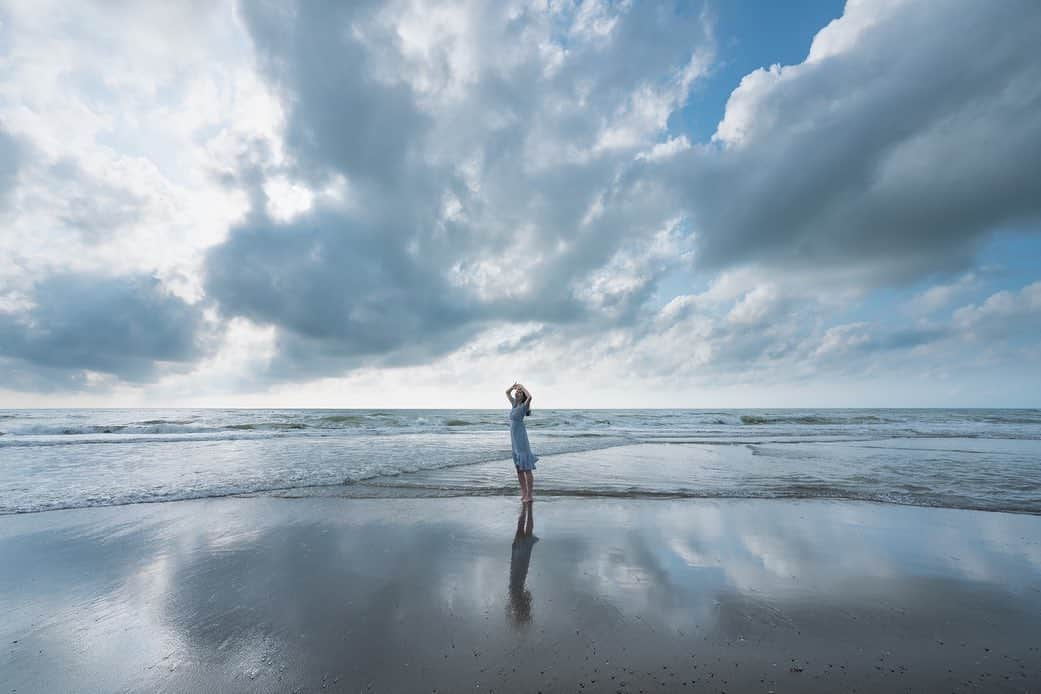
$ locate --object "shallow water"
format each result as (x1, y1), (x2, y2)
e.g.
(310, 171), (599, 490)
(3, 497), (1041, 692)
(1, 408), (1039, 514)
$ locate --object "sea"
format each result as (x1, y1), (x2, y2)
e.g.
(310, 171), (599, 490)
(1, 408), (1039, 515)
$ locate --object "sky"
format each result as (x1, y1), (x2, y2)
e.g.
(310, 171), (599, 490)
(0, 0), (1039, 409)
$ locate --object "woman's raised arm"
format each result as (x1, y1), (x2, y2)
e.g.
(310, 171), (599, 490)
(518, 384), (533, 411)
(506, 383), (518, 405)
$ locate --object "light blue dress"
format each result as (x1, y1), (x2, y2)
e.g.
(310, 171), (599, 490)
(510, 400), (538, 470)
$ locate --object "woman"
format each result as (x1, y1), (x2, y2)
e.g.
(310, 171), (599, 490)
(506, 382), (538, 503)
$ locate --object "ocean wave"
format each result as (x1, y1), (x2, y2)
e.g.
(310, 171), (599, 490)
(227, 421), (308, 430)
(0, 420), (315, 437)
(134, 419), (195, 425)
(2, 424), (131, 435)
(964, 414), (1041, 424)
(0, 431), (292, 448)
(740, 414), (889, 425)
(318, 415), (368, 425)
(324, 483), (1041, 515)
(6, 479), (1039, 516)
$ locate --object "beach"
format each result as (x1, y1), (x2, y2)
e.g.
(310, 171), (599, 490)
(3, 496), (1040, 692)
(5, 0), (1041, 689)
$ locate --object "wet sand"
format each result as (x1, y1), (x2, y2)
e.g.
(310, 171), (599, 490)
(2, 497), (1040, 692)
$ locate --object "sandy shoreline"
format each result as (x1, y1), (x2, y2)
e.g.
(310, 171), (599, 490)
(3, 496), (1040, 692)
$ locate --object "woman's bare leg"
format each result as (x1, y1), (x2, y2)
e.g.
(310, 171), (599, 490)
(516, 467), (525, 500)
(524, 471), (534, 502)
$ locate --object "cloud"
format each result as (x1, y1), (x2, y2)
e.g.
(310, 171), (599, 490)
(812, 321), (948, 363)
(44, 158), (147, 240)
(0, 126), (20, 205)
(0, 0), (1039, 403)
(0, 273), (210, 385)
(241, 1), (430, 188)
(205, 0), (1041, 385)
(660, 0), (1041, 282)
(954, 281), (1041, 341)
(204, 0), (714, 380)
(589, 271), (1039, 392)
(903, 272), (980, 315)
(204, 204), (483, 378)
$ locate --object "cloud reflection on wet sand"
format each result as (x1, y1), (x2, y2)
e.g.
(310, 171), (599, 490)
(2, 497), (1040, 692)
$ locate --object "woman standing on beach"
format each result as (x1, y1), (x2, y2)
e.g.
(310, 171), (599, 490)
(506, 382), (538, 503)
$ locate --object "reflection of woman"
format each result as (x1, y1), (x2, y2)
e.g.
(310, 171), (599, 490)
(507, 503), (537, 627)
(506, 382), (538, 503)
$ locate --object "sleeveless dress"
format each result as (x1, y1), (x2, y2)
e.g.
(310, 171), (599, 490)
(510, 401), (538, 470)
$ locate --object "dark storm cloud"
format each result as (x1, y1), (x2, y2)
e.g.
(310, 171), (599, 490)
(204, 205), (484, 378)
(204, 1), (480, 375)
(660, 0), (1041, 282)
(205, 0), (711, 378)
(0, 273), (209, 383)
(240, 0), (430, 188)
